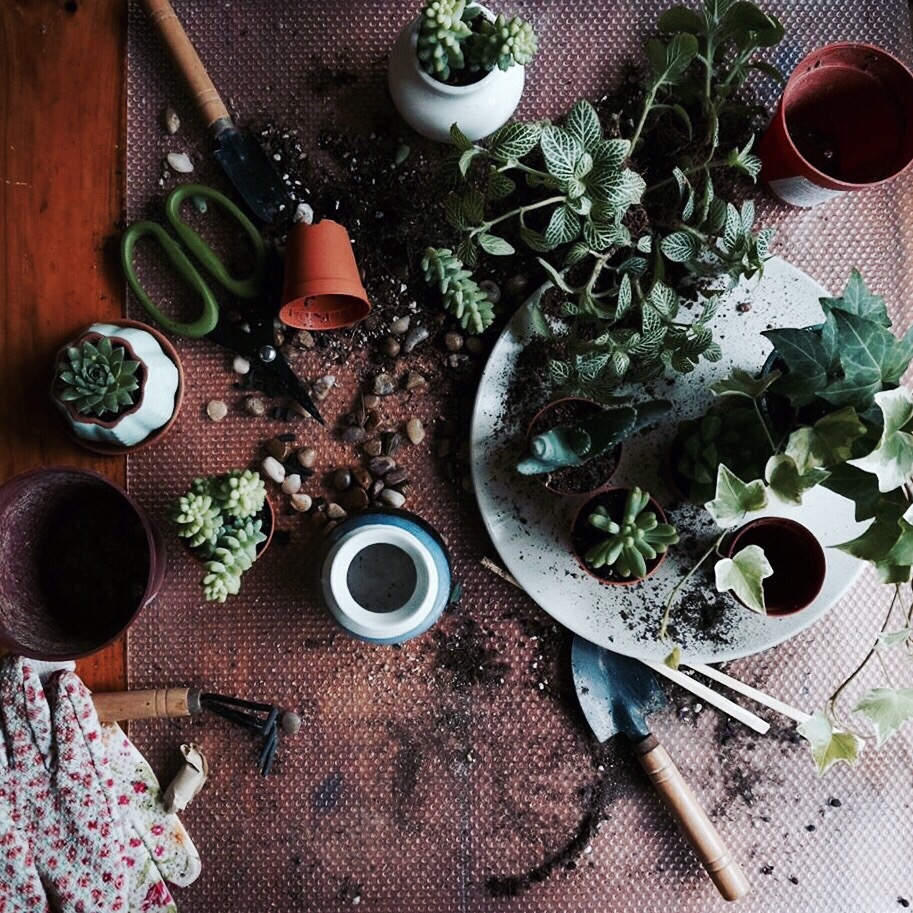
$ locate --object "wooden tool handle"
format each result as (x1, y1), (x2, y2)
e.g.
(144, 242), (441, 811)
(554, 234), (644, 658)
(92, 688), (201, 723)
(140, 0), (230, 131)
(634, 735), (750, 902)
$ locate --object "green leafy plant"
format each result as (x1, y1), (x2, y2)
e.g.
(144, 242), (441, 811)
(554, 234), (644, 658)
(54, 336), (141, 418)
(416, 1), (537, 84)
(518, 398), (670, 475)
(428, 0), (783, 395)
(584, 487), (679, 578)
(169, 470), (269, 602)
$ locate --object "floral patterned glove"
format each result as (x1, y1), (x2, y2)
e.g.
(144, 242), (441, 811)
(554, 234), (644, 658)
(0, 658), (128, 913)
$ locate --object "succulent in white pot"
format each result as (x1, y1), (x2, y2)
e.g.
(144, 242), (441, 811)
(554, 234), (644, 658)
(388, 0), (538, 143)
(52, 320), (183, 452)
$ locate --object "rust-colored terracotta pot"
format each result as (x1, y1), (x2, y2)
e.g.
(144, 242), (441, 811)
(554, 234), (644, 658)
(0, 466), (165, 660)
(571, 487), (670, 587)
(279, 220), (371, 330)
(723, 516), (826, 616)
(526, 397), (623, 497)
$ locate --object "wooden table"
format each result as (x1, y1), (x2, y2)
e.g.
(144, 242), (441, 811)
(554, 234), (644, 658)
(0, 0), (127, 692)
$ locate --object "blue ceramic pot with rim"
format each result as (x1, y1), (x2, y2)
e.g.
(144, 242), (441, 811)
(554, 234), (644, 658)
(318, 508), (452, 644)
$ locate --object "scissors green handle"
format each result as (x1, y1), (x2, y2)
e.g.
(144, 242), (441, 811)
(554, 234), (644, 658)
(120, 184), (266, 339)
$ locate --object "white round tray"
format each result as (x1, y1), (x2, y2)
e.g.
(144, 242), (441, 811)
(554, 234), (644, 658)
(470, 257), (866, 663)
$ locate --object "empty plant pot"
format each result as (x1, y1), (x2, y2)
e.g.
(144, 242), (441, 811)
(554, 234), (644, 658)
(760, 43), (913, 207)
(525, 398), (622, 497)
(319, 509), (452, 644)
(279, 220), (371, 331)
(724, 517), (826, 616)
(571, 487), (672, 587)
(0, 466), (165, 660)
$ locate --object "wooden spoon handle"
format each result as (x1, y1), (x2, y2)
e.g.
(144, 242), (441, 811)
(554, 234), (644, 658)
(93, 688), (201, 723)
(633, 734), (750, 902)
(140, 0), (230, 132)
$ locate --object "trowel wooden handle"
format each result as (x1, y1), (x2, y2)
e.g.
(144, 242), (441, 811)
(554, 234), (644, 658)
(92, 688), (202, 723)
(140, 0), (230, 131)
(634, 734), (750, 902)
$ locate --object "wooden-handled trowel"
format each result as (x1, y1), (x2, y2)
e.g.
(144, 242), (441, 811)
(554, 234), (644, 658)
(572, 635), (750, 902)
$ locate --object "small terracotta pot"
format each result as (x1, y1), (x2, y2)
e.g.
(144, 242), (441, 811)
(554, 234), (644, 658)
(279, 220), (371, 331)
(571, 487), (670, 587)
(0, 466), (165, 660)
(724, 516), (826, 616)
(51, 319), (184, 456)
(526, 398), (623, 497)
(760, 43), (913, 207)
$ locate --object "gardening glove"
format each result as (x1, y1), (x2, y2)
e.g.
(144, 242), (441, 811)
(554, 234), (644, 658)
(0, 656), (128, 913)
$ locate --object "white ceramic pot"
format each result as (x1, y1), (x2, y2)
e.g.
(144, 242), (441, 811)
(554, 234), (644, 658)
(387, 7), (525, 143)
(53, 321), (181, 450)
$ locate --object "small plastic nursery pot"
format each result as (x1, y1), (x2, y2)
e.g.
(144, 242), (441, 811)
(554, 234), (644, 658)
(570, 487), (670, 587)
(0, 466), (165, 660)
(387, 5), (525, 142)
(724, 517), (826, 616)
(279, 220), (371, 331)
(51, 319), (184, 455)
(760, 43), (913, 208)
(318, 508), (452, 644)
(526, 398), (623, 497)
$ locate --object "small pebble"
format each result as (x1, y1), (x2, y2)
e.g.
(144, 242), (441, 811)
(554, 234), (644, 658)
(404, 371), (426, 391)
(345, 487), (370, 511)
(291, 330), (315, 349)
(363, 394), (380, 409)
(281, 711), (302, 736)
(297, 447), (318, 469)
(312, 510), (328, 529)
(313, 375), (336, 401)
(267, 438), (293, 461)
(163, 106), (181, 134)
(369, 479), (385, 499)
(244, 396), (266, 417)
(262, 456), (286, 484)
(333, 468), (352, 491)
(341, 425), (367, 444)
(382, 431), (402, 456)
(206, 400), (228, 422)
(369, 455), (396, 477)
(281, 474), (302, 495)
(380, 337), (401, 358)
(444, 331), (464, 352)
(479, 279), (501, 303)
(326, 502), (347, 520)
(293, 202), (314, 224)
(402, 325), (429, 354)
(379, 488), (406, 508)
(290, 492), (313, 512)
(737, 301), (752, 313)
(385, 468), (409, 486)
(365, 410), (381, 432)
(390, 316), (411, 335)
(372, 373), (396, 396)
(363, 439), (383, 457)
(233, 355), (251, 375)
(353, 467), (372, 489)
(446, 354), (461, 368)
(465, 337), (484, 355)
(405, 418), (425, 445)
(504, 273), (528, 300)
(166, 152), (194, 173)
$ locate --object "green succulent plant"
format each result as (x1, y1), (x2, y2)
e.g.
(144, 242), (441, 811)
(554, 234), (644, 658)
(583, 487), (679, 578)
(201, 523), (266, 602)
(55, 336), (141, 418)
(215, 469), (267, 521)
(673, 406), (773, 504)
(417, 0), (474, 82)
(469, 13), (538, 71)
(169, 492), (222, 550)
(421, 246), (494, 333)
(518, 398), (670, 475)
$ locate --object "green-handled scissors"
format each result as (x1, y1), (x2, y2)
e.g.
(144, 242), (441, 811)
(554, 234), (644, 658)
(121, 183), (323, 423)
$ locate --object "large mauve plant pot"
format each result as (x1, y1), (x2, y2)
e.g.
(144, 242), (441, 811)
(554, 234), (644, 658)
(387, 5), (525, 142)
(570, 487), (670, 587)
(724, 516), (826, 616)
(52, 319), (183, 454)
(0, 466), (165, 660)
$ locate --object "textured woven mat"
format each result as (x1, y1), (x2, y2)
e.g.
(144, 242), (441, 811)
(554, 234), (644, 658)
(127, 2), (913, 911)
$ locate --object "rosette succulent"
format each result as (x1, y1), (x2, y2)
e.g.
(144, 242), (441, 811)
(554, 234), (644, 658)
(201, 523), (266, 603)
(471, 13), (538, 71)
(54, 336), (141, 418)
(169, 491), (222, 550)
(215, 469), (267, 521)
(584, 487), (679, 579)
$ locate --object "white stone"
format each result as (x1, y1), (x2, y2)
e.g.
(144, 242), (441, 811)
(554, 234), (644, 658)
(293, 202), (314, 224)
(281, 474), (302, 495)
(166, 152), (194, 174)
(261, 456), (286, 484)
(232, 355), (251, 375)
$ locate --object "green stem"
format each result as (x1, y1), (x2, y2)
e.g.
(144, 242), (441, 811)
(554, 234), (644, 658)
(470, 194), (565, 238)
(659, 533), (725, 642)
(498, 161), (553, 182)
(753, 399), (777, 455)
(644, 160), (727, 195)
(629, 83), (659, 150)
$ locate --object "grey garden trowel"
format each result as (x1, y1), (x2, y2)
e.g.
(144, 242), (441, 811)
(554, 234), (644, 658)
(572, 636), (750, 902)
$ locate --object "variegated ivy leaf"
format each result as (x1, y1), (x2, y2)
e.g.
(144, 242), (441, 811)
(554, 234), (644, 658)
(661, 231), (700, 263)
(540, 126), (583, 182)
(704, 464), (768, 528)
(854, 687), (913, 746)
(797, 712), (863, 775)
(710, 368), (781, 400)
(487, 122), (542, 162)
(765, 454), (829, 505)
(714, 544), (772, 613)
(785, 406), (867, 472)
(819, 268), (890, 326)
(848, 387), (913, 492)
(564, 100), (603, 150)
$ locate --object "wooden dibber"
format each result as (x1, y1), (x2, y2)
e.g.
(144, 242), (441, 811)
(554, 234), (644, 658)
(633, 735), (750, 902)
(93, 687), (201, 723)
(140, 0), (230, 132)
